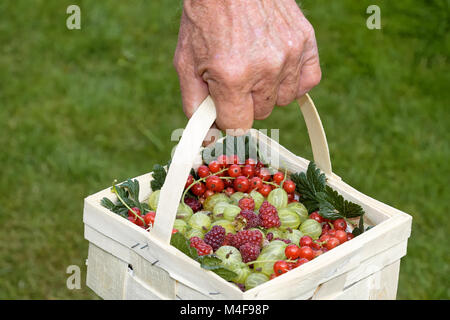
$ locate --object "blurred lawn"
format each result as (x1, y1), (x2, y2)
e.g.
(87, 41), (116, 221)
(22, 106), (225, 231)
(0, 0), (448, 299)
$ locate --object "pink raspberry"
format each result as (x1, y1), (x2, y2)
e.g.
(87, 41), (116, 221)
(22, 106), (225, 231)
(233, 230), (263, 248)
(189, 237), (213, 256)
(237, 209), (261, 229)
(203, 226), (226, 251)
(238, 197), (255, 211)
(259, 201), (281, 229)
(239, 243), (261, 263)
(184, 197), (202, 212)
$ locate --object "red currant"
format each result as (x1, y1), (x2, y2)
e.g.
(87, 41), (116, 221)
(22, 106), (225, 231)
(322, 223), (331, 234)
(205, 175), (224, 192)
(258, 168), (271, 181)
(224, 187), (235, 197)
(273, 172), (285, 184)
(185, 175), (194, 189)
(287, 192), (295, 203)
(325, 237), (340, 250)
(245, 158), (257, 167)
(136, 214), (146, 227)
(298, 246), (314, 260)
(230, 155), (242, 165)
(333, 218), (347, 231)
(273, 260), (290, 275)
(128, 207), (141, 218)
(228, 164), (241, 177)
(285, 244), (301, 260)
(249, 177), (263, 190)
(216, 155), (228, 166)
(127, 216), (136, 223)
(144, 211), (156, 226)
(258, 184), (272, 197)
(310, 211), (323, 223)
(335, 230), (347, 244)
(282, 180), (296, 194)
(172, 228), (178, 234)
(347, 232), (355, 240)
(208, 160), (221, 173)
(204, 189), (215, 198)
(241, 164), (255, 178)
(234, 176), (249, 193)
(299, 235), (313, 247)
(197, 165), (211, 178)
(191, 182), (206, 196)
(328, 229), (336, 237)
(294, 258), (309, 268)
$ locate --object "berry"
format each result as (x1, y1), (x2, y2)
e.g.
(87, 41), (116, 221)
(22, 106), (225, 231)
(238, 209), (261, 229)
(224, 187), (235, 197)
(335, 230), (348, 244)
(205, 175), (224, 192)
(310, 211), (323, 223)
(241, 165), (255, 178)
(144, 211), (156, 226)
(333, 218), (347, 231)
(238, 197), (255, 211)
(310, 241), (321, 250)
(298, 246), (314, 260)
(322, 223), (331, 234)
(184, 197), (202, 212)
(258, 184), (272, 197)
(172, 228), (178, 234)
(191, 182), (206, 196)
(208, 160), (221, 173)
(287, 192), (295, 203)
(136, 215), (146, 227)
(127, 216), (136, 223)
(128, 207), (141, 218)
(230, 155), (241, 165)
(204, 189), (215, 198)
(245, 158), (257, 167)
(185, 175), (194, 189)
(232, 230), (263, 248)
(313, 249), (324, 258)
(319, 234), (331, 243)
(239, 243), (261, 263)
(347, 232), (355, 240)
(299, 235), (313, 247)
(274, 237), (292, 244)
(204, 226), (226, 251)
(259, 201), (281, 228)
(273, 260), (289, 275)
(258, 168), (271, 181)
(228, 164), (241, 177)
(216, 155), (229, 166)
(266, 232), (274, 241)
(190, 237), (213, 256)
(250, 177), (263, 190)
(325, 237), (340, 250)
(234, 176), (250, 193)
(282, 180), (296, 194)
(273, 172), (285, 184)
(328, 229), (336, 237)
(269, 273), (277, 280)
(294, 258), (309, 268)
(285, 244), (301, 260)
(222, 233), (235, 246)
(197, 165), (211, 178)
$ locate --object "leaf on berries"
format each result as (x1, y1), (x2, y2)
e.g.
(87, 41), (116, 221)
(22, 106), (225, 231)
(120, 179), (140, 202)
(150, 164), (167, 191)
(291, 162), (326, 212)
(210, 267), (238, 281)
(197, 254), (223, 270)
(352, 216), (366, 237)
(317, 186), (365, 220)
(100, 198), (128, 217)
(170, 232), (199, 260)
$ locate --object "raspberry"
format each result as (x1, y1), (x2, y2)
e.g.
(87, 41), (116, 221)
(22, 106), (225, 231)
(223, 233), (235, 246)
(238, 209), (261, 229)
(184, 197), (202, 212)
(238, 197), (255, 211)
(258, 201), (281, 228)
(189, 237), (213, 256)
(233, 230), (263, 248)
(236, 283), (246, 292)
(203, 226), (226, 251)
(266, 232), (274, 241)
(239, 243), (261, 263)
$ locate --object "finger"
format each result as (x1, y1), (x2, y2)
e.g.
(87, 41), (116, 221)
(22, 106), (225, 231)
(277, 53), (302, 106)
(297, 55), (322, 97)
(208, 80), (254, 134)
(252, 80), (279, 120)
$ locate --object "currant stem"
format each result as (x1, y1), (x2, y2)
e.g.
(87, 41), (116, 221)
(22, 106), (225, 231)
(182, 167), (230, 205)
(112, 181), (146, 226)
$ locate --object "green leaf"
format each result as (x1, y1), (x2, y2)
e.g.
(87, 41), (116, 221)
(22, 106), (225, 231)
(318, 186), (365, 219)
(120, 179), (140, 202)
(197, 255), (223, 270)
(150, 164), (167, 191)
(170, 232), (198, 260)
(101, 197), (116, 211)
(291, 162), (326, 213)
(210, 267), (238, 281)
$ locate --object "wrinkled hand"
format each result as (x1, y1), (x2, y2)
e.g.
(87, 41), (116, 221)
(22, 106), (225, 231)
(173, 0), (321, 133)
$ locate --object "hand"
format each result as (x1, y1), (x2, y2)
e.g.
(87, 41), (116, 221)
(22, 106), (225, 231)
(173, 0), (321, 133)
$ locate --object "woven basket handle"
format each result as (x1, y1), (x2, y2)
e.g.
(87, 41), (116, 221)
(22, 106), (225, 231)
(151, 94), (332, 244)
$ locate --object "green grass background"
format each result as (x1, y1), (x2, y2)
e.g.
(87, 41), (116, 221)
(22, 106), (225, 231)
(0, 0), (448, 299)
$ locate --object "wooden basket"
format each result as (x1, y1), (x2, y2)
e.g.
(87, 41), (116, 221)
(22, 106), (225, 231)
(83, 94), (412, 300)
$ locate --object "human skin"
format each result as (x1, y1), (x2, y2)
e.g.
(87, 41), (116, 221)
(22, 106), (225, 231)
(173, 0), (321, 133)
